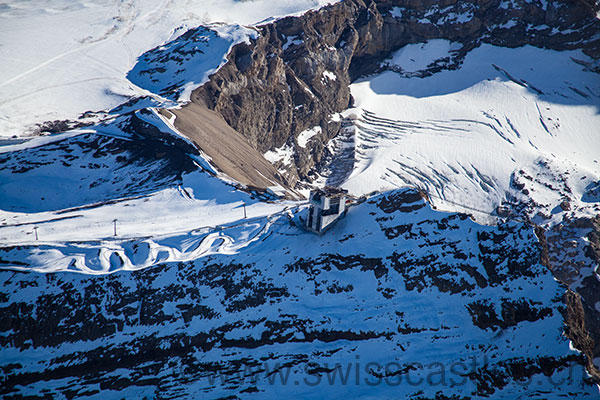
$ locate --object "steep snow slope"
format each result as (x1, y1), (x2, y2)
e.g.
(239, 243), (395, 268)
(0, 0), (339, 137)
(1, 189), (597, 398)
(0, 112), (293, 271)
(317, 44), (600, 222)
(127, 24), (258, 102)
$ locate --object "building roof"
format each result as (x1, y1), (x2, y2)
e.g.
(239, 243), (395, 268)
(311, 186), (348, 198)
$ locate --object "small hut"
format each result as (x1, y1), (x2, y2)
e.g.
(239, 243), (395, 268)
(306, 187), (348, 234)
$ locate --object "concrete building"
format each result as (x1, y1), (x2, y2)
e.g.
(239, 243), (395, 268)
(306, 187), (348, 234)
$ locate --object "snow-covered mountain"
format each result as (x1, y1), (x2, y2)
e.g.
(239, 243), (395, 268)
(2, 189), (598, 398)
(0, 0), (338, 137)
(1, 0), (600, 398)
(327, 44), (599, 213)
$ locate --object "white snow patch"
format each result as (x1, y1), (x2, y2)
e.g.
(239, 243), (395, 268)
(389, 7), (403, 19)
(297, 126), (322, 148)
(499, 0), (517, 9)
(441, 12), (473, 23)
(529, 24), (550, 31)
(329, 113), (342, 122)
(264, 143), (294, 166)
(282, 35), (303, 50)
(382, 39), (461, 73)
(498, 19), (518, 29)
(322, 70), (337, 82)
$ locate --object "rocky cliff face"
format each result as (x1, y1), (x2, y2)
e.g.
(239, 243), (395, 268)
(500, 171), (600, 378)
(190, 0), (600, 183)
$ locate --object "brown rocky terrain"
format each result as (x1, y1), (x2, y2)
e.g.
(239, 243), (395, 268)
(186, 0), (600, 183)
(163, 106), (294, 195)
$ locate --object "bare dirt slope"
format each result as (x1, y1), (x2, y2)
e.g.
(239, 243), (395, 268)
(165, 105), (294, 196)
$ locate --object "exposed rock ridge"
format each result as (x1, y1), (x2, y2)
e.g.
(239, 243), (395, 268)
(189, 0), (600, 184)
(535, 225), (600, 381)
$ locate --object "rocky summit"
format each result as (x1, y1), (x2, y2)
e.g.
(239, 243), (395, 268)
(186, 0), (600, 182)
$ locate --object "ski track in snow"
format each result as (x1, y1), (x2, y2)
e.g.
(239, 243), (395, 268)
(0, 182), (302, 274)
(3, 215), (283, 274)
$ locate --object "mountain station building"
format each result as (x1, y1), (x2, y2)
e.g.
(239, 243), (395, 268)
(306, 187), (348, 234)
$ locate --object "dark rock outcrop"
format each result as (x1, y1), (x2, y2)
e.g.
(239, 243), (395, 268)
(2, 189), (596, 397)
(535, 222), (600, 380)
(189, 0), (600, 183)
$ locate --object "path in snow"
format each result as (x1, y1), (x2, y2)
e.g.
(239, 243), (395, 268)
(0, 211), (302, 274)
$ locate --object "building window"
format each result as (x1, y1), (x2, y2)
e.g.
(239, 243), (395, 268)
(322, 203), (340, 216)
